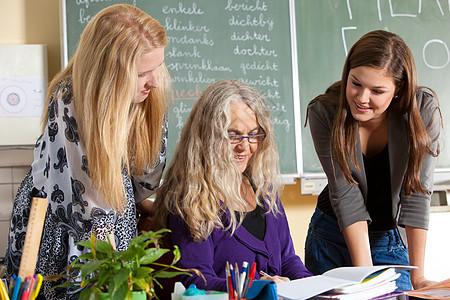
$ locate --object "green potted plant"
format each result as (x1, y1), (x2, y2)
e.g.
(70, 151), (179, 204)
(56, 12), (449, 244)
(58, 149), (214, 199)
(58, 229), (196, 300)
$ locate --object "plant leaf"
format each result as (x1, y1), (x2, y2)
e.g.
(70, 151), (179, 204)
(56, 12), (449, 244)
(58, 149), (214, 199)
(95, 239), (115, 256)
(132, 277), (149, 292)
(80, 259), (107, 278)
(134, 266), (152, 278)
(121, 247), (145, 262)
(130, 229), (170, 247)
(78, 288), (93, 300)
(113, 268), (130, 287)
(77, 253), (94, 261)
(112, 280), (129, 300)
(75, 240), (93, 248)
(171, 245), (182, 264)
(152, 269), (190, 278)
(140, 248), (169, 264)
(96, 268), (115, 287)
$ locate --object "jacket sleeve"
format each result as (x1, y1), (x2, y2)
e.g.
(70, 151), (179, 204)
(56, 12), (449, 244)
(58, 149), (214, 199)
(277, 202), (313, 279)
(168, 213), (227, 291)
(398, 90), (441, 229)
(308, 101), (371, 230)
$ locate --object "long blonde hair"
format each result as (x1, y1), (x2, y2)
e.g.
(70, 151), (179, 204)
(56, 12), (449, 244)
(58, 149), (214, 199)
(42, 4), (170, 211)
(154, 80), (282, 242)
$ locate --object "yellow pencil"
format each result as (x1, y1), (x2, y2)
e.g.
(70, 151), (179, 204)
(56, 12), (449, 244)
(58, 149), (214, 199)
(30, 274), (43, 300)
(0, 280), (10, 300)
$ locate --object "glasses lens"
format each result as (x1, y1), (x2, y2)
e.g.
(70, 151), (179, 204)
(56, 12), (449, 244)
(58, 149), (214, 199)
(229, 134), (266, 143)
(249, 134), (266, 143)
(229, 135), (242, 143)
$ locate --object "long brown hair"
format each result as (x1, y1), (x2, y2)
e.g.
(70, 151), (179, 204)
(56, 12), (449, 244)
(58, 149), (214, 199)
(329, 30), (439, 195)
(42, 4), (170, 211)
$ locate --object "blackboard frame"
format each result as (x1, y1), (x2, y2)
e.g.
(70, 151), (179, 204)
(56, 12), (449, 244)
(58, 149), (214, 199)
(59, 0), (303, 182)
(294, 0), (450, 193)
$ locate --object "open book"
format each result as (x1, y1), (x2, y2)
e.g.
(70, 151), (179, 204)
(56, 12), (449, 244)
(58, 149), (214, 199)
(277, 265), (416, 300)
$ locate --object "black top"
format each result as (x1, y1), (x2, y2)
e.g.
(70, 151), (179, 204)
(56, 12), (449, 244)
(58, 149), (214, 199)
(236, 203), (266, 240)
(364, 145), (395, 230)
(317, 145), (395, 231)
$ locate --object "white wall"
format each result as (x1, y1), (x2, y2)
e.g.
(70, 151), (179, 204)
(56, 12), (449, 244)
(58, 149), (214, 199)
(425, 211), (450, 281)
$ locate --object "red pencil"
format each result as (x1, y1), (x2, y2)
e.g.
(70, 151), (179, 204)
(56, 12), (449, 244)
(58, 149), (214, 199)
(248, 262), (257, 288)
(20, 275), (35, 300)
(227, 269), (235, 299)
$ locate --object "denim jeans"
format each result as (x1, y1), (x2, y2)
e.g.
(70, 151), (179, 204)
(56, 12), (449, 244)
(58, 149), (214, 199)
(305, 207), (412, 291)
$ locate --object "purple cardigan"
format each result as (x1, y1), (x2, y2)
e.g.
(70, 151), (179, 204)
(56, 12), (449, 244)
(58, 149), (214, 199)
(168, 201), (312, 291)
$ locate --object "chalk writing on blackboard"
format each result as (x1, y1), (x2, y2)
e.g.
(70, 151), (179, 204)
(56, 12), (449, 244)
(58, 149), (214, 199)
(339, 1), (450, 69)
(63, 0), (298, 174)
(297, 0), (450, 172)
(163, 0), (293, 136)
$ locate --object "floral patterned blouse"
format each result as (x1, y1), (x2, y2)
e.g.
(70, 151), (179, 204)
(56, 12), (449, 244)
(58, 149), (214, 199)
(4, 79), (167, 299)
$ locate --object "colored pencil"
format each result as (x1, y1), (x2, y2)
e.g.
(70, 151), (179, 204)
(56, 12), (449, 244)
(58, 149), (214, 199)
(239, 262), (248, 296)
(30, 274), (43, 300)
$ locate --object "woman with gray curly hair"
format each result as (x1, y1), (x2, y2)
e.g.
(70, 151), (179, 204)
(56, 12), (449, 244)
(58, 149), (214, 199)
(154, 79), (311, 292)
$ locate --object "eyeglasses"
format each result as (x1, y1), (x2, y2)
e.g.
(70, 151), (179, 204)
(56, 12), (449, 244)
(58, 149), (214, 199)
(228, 133), (266, 144)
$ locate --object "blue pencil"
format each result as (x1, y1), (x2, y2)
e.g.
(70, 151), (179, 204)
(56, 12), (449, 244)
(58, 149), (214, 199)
(230, 265), (237, 299)
(11, 276), (21, 300)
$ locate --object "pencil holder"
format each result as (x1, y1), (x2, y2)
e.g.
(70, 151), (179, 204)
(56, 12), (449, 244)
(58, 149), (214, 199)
(171, 293), (228, 300)
(171, 283), (228, 300)
(244, 280), (277, 300)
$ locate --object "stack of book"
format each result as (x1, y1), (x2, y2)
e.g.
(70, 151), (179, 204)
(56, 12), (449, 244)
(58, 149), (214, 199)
(311, 268), (400, 299)
(277, 265), (415, 300)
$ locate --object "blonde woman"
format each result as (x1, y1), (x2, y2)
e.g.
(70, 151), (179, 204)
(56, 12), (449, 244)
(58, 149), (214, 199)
(153, 80), (312, 292)
(5, 4), (170, 298)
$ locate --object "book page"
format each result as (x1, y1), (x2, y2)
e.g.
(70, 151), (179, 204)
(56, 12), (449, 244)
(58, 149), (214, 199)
(332, 269), (399, 293)
(277, 275), (355, 300)
(277, 265), (416, 300)
(322, 265), (415, 282)
(405, 279), (450, 299)
(313, 281), (397, 300)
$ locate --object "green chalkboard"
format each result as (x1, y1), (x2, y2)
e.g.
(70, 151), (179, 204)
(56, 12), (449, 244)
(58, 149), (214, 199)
(62, 0), (298, 175)
(61, 0), (450, 177)
(296, 0), (450, 173)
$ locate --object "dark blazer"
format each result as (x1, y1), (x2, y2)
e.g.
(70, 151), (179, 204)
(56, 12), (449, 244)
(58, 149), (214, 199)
(308, 88), (440, 231)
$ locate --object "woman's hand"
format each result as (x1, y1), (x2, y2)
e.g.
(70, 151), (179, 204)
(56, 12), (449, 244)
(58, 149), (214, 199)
(411, 274), (437, 290)
(342, 221), (373, 266)
(260, 275), (290, 283)
(406, 226), (436, 290)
